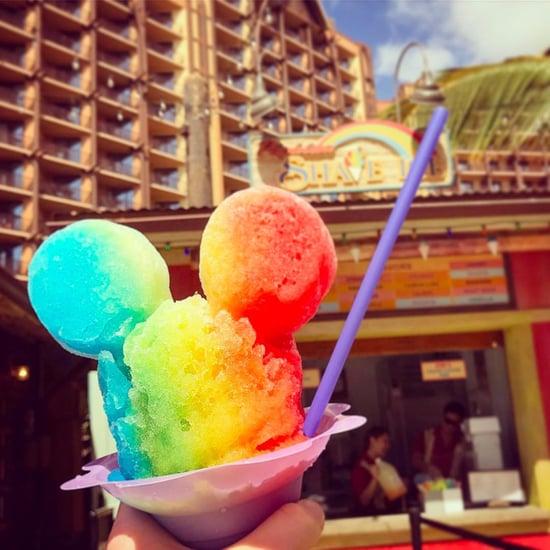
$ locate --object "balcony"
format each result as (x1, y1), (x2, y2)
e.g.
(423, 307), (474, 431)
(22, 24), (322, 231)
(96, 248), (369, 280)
(99, 18), (132, 41)
(41, 100), (86, 130)
(216, 19), (247, 48)
(151, 169), (180, 189)
(98, 118), (134, 142)
(0, 209), (22, 231)
(0, 246), (23, 276)
(285, 26), (306, 48)
(149, 72), (176, 93)
(150, 136), (178, 156)
(0, 45), (27, 70)
(148, 101), (181, 133)
(0, 5), (26, 30)
(224, 161), (249, 179)
(41, 177), (83, 202)
(97, 83), (133, 107)
(43, 64), (85, 92)
(0, 166), (24, 189)
(288, 52), (308, 73)
(146, 13), (181, 42)
(147, 43), (182, 73)
(50, 0), (84, 22)
(43, 29), (81, 54)
(216, 45), (245, 73)
(221, 132), (248, 161)
(0, 123), (24, 148)
(98, 154), (138, 180)
(0, 165), (31, 200)
(98, 50), (133, 75)
(0, 85), (34, 119)
(98, 188), (135, 210)
(42, 139), (89, 167)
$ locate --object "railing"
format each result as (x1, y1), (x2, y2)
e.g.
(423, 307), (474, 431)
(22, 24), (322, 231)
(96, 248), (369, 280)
(97, 119), (133, 141)
(217, 19), (243, 35)
(150, 137), (177, 156)
(98, 156), (135, 177)
(224, 162), (249, 178)
(285, 27), (303, 43)
(43, 65), (82, 88)
(151, 170), (179, 189)
(43, 29), (81, 52)
(98, 51), (131, 72)
(0, 46), (26, 67)
(0, 169), (24, 188)
(148, 102), (178, 123)
(98, 189), (134, 210)
(408, 504), (535, 550)
(149, 73), (175, 90)
(220, 45), (244, 63)
(54, 1), (82, 19)
(147, 12), (174, 30)
(42, 101), (81, 125)
(0, 6), (26, 28)
(42, 140), (89, 164)
(100, 18), (131, 39)
(288, 53), (303, 67)
(97, 84), (132, 106)
(0, 212), (22, 230)
(222, 132), (247, 148)
(220, 102), (247, 118)
(41, 179), (82, 201)
(148, 41), (173, 58)
(0, 123), (24, 147)
(0, 85), (27, 108)
(221, 74), (246, 91)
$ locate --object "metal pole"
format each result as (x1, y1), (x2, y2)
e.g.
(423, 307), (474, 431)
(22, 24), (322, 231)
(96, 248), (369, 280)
(393, 41), (431, 124)
(408, 503), (423, 550)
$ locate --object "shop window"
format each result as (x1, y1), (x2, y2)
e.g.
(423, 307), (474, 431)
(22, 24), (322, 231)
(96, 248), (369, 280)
(301, 346), (520, 519)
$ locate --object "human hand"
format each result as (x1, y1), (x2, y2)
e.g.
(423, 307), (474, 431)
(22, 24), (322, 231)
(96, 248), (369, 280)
(107, 499), (325, 550)
(360, 459), (380, 480)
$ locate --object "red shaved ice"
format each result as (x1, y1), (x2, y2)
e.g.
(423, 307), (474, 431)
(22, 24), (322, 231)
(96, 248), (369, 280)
(199, 186), (337, 338)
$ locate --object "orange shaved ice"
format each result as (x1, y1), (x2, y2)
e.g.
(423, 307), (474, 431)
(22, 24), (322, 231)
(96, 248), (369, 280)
(124, 295), (305, 476)
(199, 186), (337, 338)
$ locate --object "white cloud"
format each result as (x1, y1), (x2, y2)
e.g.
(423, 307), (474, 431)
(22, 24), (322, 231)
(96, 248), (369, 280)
(445, 0), (550, 64)
(377, 0), (550, 78)
(376, 42), (456, 83)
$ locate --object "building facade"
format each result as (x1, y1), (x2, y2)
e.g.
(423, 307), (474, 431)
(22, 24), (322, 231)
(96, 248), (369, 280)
(0, 0), (376, 280)
(1, 1), (550, 549)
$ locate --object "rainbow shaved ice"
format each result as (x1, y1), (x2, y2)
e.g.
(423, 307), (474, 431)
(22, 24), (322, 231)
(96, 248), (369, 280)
(28, 185), (337, 480)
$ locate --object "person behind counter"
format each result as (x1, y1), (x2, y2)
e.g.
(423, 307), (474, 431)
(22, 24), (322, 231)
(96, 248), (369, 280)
(411, 400), (467, 483)
(351, 425), (406, 516)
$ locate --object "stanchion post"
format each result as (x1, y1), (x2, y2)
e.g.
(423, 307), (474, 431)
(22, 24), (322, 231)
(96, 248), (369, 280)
(408, 503), (423, 550)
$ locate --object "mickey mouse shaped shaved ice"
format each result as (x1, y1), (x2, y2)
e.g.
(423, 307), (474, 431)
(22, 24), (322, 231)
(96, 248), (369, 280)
(28, 185), (337, 480)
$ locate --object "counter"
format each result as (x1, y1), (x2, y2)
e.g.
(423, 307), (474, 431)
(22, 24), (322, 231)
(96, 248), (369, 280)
(314, 506), (550, 549)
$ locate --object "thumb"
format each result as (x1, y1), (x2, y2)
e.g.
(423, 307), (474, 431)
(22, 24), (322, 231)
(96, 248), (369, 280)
(227, 499), (325, 550)
(107, 504), (189, 550)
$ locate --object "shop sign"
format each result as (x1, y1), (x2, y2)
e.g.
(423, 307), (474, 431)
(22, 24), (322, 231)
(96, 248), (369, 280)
(421, 359), (467, 381)
(319, 253), (510, 314)
(248, 120), (454, 195)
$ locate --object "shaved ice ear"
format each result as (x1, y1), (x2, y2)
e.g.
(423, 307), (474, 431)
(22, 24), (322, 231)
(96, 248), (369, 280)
(28, 219), (172, 357)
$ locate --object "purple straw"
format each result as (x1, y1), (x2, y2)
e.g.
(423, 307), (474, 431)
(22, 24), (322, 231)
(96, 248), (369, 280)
(303, 106), (449, 437)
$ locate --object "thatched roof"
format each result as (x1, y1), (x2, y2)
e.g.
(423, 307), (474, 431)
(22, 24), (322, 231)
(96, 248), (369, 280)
(382, 54), (550, 153)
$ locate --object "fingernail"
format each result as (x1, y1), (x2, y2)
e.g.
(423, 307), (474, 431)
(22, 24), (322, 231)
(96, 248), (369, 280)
(298, 499), (325, 523)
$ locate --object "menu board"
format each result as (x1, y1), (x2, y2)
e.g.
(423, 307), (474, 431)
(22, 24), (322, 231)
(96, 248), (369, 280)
(319, 254), (509, 314)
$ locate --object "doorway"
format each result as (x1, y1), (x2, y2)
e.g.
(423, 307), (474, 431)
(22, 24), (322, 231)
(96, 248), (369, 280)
(300, 333), (520, 518)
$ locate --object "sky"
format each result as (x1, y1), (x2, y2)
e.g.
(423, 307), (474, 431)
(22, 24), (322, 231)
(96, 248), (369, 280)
(321, 0), (550, 99)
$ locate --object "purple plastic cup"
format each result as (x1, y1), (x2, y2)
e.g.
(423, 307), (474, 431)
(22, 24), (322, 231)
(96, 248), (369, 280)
(62, 404), (365, 549)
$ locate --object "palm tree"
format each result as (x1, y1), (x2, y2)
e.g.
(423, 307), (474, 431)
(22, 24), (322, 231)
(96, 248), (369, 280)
(381, 54), (550, 154)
